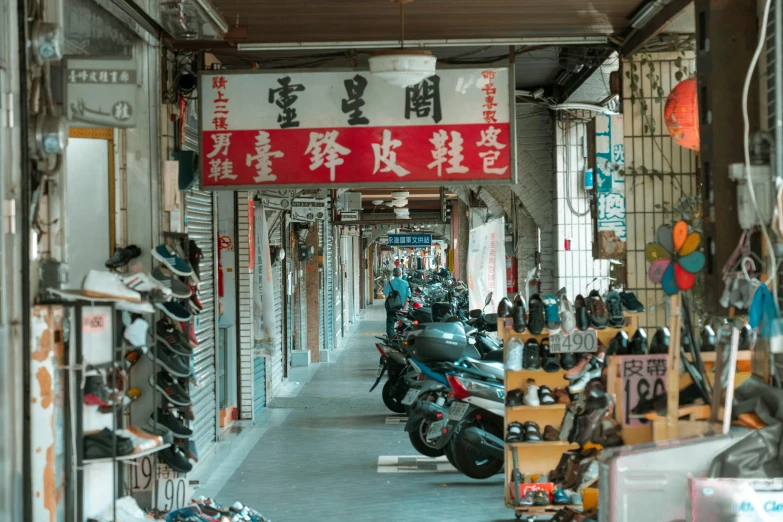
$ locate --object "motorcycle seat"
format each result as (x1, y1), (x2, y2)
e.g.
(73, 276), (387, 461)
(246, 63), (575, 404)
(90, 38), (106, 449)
(481, 349), (504, 363)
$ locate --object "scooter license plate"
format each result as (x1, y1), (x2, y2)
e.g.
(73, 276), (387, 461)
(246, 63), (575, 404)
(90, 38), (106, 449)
(426, 420), (446, 440)
(401, 389), (419, 406)
(448, 402), (469, 421)
(375, 364), (384, 378)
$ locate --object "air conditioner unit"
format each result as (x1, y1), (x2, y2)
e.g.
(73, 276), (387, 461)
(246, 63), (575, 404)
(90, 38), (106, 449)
(258, 190), (292, 211)
(291, 197), (329, 222)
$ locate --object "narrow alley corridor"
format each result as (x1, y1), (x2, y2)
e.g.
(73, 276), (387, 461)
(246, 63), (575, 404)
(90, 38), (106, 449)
(208, 303), (511, 522)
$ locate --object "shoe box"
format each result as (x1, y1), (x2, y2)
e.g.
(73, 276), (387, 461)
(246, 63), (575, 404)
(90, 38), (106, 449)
(598, 431), (751, 522)
(688, 477), (783, 521)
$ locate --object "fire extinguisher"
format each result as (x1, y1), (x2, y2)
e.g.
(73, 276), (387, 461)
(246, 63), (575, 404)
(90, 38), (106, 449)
(506, 255), (518, 293)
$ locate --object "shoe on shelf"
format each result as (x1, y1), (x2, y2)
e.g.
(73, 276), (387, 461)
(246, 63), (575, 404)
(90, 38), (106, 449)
(538, 385), (556, 405)
(120, 427), (165, 454)
(570, 492), (584, 506)
(150, 371), (191, 406)
(543, 425), (560, 441)
(574, 294), (589, 331)
(533, 490), (550, 506)
(156, 319), (194, 357)
(560, 351), (577, 371)
(586, 290), (608, 329)
(620, 291), (645, 313)
(523, 421), (542, 442)
(82, 270), (142, 302)
(605, 331), (629, 357)
(152, 244), (194, 277)
(148, 345), (191, 378)
(578, 461), (599, 490)
(151, 266), (192, 299)
(497, 297), (514, 318)
(648, 327), (670, 354)
(84, 376), (111, 407)
(523, 339), (542, 370)
(553, 489), (571, 505)
(512, 293), (527, 333)
(564, 356), (592, 380)
(156, 300), (192, 322)
(630, 328), (648, 354)
(540, 339), (560, 373)
(559, 294), (577, 335)
(567, 358), (605, 394)
(554, 387), (571, 405)
(524, 379), (540, 407)
(158, 445), (193, 474)
(123, 318), (149, 348)
(148, 407), (193, 439)
(543, 294), (561, 334)
(188, 239), (203, 280)
(105, 245), (141, 269)
(605, 291), (625, 328)
(506, 421), (524, 442)
(84, 428), (135, 459)
(122, 272), (173, 299)
(506, 389), (524, 407)
(527, 294), (545, 335)
(519, 490), (535, 506)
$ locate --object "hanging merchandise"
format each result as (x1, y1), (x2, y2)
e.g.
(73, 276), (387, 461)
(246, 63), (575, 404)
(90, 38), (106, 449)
(664, 78), (699, 151)
(467, 218), (507, 311)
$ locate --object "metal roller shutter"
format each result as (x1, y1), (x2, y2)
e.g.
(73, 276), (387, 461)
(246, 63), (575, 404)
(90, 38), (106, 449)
(266, 213), (285, 399)
(318, 221), (325, 351)
(332, 226), (342, 340)
(323, 221), (334, 349)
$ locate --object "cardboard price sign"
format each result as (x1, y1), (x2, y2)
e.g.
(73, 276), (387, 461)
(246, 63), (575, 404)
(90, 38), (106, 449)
(548, 330), (598, 353)
(620, 354), (668, 427)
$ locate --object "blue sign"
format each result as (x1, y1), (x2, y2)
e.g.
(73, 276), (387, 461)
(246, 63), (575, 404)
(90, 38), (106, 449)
(388, 234), (432, 247)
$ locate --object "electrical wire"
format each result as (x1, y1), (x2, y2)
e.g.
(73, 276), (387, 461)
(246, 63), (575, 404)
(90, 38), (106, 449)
(558, 115), (591, 217)
(742, 0), (779, 306)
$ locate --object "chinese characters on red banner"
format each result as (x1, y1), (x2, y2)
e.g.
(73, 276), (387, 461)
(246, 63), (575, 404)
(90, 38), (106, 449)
(481, 70), (498, 124)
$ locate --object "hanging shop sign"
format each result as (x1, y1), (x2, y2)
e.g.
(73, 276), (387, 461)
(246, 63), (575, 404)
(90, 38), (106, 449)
(64, 57), (140, 128)
(590, 114), (627, 259)
(199, 68), (515, 189)
(467, 218), (506, 312)
(388, 233), (432, 247)
(620, 354), (668, 427)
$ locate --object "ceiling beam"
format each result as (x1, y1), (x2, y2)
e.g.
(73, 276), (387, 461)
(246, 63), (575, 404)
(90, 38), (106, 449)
(236, 37), (606, 52)
(620, 0), (693, 57)
(553, 47), (616, 103)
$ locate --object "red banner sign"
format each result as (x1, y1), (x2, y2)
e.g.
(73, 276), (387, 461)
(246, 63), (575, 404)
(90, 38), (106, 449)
(199, 68), (514, 188)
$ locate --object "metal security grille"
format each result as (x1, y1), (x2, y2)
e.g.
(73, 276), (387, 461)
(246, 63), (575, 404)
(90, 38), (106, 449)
(267, 213), (285, 399)
(323, 221), (334, 348)
(332, 226), (342, 340)
(183, 106), (219, 469)
(318, 221), (325, 351)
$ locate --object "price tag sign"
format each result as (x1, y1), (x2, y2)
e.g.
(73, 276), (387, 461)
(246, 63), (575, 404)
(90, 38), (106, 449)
(620, 354), (668, 427)
(156, 464), (190, 512)
(82, 313), (106, 333)
(548, 330), (598, 353)
(129, 454), (155, 492)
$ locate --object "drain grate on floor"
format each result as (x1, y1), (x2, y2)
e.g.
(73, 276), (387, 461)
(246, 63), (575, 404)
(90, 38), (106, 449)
(384, 415), (408, 424)
(377, 455), (457, 473)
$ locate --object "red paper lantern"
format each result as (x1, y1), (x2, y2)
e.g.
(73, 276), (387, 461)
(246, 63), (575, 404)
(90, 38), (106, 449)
(664, 78), (700, 151)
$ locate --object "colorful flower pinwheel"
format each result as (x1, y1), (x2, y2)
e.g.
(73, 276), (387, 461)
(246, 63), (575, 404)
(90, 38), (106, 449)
(646, 220), (705, 295)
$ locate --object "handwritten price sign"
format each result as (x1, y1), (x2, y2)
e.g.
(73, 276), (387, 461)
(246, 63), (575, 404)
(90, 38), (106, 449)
(548, 330), (598, 353)
(82, 313), (106, 333)
(620, 354), (668, 427)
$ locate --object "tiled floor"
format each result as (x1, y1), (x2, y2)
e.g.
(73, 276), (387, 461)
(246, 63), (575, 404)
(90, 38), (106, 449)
(213, 302), (515, 522)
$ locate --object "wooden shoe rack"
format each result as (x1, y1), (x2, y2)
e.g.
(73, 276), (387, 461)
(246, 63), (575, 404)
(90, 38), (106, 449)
(499, 314), (639, 520)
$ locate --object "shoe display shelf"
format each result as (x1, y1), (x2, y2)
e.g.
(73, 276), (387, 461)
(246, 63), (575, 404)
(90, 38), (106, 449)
(499, 315), (640, 520)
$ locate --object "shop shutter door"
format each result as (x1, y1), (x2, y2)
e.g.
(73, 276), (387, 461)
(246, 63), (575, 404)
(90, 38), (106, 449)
(323, 221), (334, 348)
(266, 214), (285, 399)
(253, 356), (265, 415)
(332, 227), (342, 340)
(318, 221), (325, 351)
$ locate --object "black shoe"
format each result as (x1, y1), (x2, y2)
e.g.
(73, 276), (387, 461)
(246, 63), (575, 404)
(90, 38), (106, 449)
(148, 407), (193, 439)
(188, 240), (203, 281)
(150, 371), (191, 406)
(155, 301), (192, 322)
(559, 352), (577, 370)
(605, 291), (625, 328)
(497, 297), (514, 318)
(105, 245), (141, 269)
(648, 327), (670, 354)
(701, 326), (715, 352)
(523, 339), (541, 370)
(148, 344), (191, 378)
(540, 340), (560, 373)
(506, 389), (524, 407)
(586, 290), (609, 329)
(574, 294), (589, 331)
(527, 294), (545, 335)
(156, 319), (193, 357)
(606, 331), (629, 356)
(739, 323), (753, 350)
(512, 293), (527, 333)
(620, 291), (645, 313)
(84, 428), (135, 459)
(630, 328), (647, 354)
(158, 445), (193, 473)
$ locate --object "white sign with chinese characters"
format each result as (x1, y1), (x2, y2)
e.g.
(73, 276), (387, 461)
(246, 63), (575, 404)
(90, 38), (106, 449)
(548, 330), (598, 353)
(64, 57), (140, 128)
(467, 218), (506, 312)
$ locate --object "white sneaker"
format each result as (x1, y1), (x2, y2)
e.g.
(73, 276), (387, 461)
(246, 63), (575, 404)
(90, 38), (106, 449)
(82, 270), (141, 302)
(506, 338), (524, 371)
(115, 300), (155, 314)
(123, 318), (149, 348)
(524, 381), (540, 407)
(559, 294), (577, 335)
(122, 272), (173, 298)
(567, 364), (603, 393)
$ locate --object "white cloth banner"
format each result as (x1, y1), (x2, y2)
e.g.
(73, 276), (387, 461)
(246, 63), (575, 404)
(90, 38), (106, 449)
(258, 205), (279, 342)
(467, 218), (507, 312)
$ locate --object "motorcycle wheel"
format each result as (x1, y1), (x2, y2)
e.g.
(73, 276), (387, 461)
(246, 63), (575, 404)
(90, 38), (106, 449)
(381, 379), (406, 414)
(445, 440), (460, 471)
(407, 415), (445, 457)
(451, 423), (504, 479)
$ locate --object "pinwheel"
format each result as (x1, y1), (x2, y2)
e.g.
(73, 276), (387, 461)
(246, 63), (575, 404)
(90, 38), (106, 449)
(646, 220), (705, 295)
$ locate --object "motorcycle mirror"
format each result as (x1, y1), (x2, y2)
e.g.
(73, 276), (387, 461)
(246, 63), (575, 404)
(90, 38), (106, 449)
(484, 292), (493, 305)
(469, 309), (482, 319)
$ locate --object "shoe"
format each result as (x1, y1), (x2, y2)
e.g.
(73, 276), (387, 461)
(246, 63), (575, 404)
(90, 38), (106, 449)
(187, 323), (198, 346)
(151, 266), (192, 299)
(567, 359), (604, 394)
(620, 291), (645, 313)
(630, 328), (648, 354)
(82, 270), (142, 302)
(84, 376), (111, 407)
(553, 489), (571, 505)
(105, 245), (141, 269)
(554, 387), (571, 405)
(152, 244), (193, 277)
(564, 356), (592, 380)
(527, 294), (545, 334)
(120, 427), (164, 454)
(560, 352), (577, 370)
(506, 421), (524, 442)
(524, 379), (540, 407)
(84, 428), (135, 459)
(523, 339), (541, 370)
(512, 293), (527, 333)
(648, 327), (670, 354)
(571, 492), (584, 505)
(156, 301), (192, 322)
(185, 438), (199, 462)
(540, 339), (560, 373)
(115, 300), (155, 314)
(123, 318), (149, 348)
(605, 291), (625, 328)
(147, 407), (193, 439)
(574, 294), (590, 331)
(519, 490), (535, 506)
(533, 490), (550, 506)
(156, 319), (194, 357)
(559, 294), (577, 335)
(150, 371), (191, 406)
(543, 294), (561, 334)
(586, 290), (608, 329)
(539, 385), (556, 405)
(739, 323), (753, 350)
(497, 297), (513, 317)
(148, 345), (191, 378)
(506, 389), (524, 407)
(506, 338), (524, 371)
(701, 326), (716, 352)
(543, 425), (560, 441)
(188, 239), (203, 280)
(122, 272), (173, 299)
(524, 421), (542, 442)
(605, 331), (629, 356)
(158, 445), (193, 473)
(578, 461), (599, 489)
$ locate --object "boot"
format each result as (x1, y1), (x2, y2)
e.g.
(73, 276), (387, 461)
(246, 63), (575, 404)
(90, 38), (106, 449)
(630, 328), (647, 354)
(605, 331), (629, 356)
(512, 293), (527, 333)
(648, 327), (670, 354)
